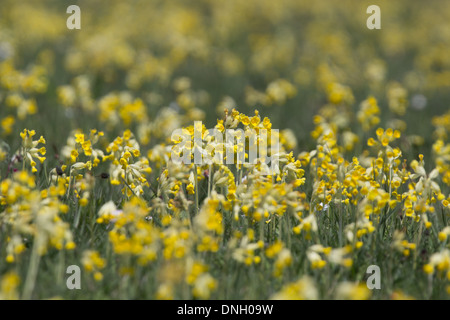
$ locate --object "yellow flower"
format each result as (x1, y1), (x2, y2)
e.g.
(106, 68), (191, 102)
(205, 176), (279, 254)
(423, 264), (434, 274)
(186, 183), (195, 194)
(0, 272), (20, 300)
(335, 282), (371, 300)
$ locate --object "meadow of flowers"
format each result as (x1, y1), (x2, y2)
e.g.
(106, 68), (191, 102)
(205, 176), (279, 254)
(0, 0), (449, 300)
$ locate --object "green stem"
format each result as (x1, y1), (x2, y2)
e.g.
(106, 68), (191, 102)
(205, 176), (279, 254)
(22, 237), (41, 300)
(208, 164), (212, 198)
(66, 169), (73, 199)
(413, 220), (423, 269)
(194, 165), (199, 216)
(74, 204), (81, 228)
(285, 213), (291, 249)
(56, 248), (65, 287)
(22, 147), (26, 171)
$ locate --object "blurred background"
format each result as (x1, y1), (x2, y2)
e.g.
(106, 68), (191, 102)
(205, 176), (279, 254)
(1, 0), (449, 163)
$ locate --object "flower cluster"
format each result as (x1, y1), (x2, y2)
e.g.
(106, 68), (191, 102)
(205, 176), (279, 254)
(0, 0), (450, 301)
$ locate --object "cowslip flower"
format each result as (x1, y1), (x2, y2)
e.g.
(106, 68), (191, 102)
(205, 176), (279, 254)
(270, 276), (318, 300)
(19, 129), (46, 173)
(96, 200), (123, 224)
(0, 272), (20, 300)
(335, 282), (371, 300)
(82, 250), (106, 281)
